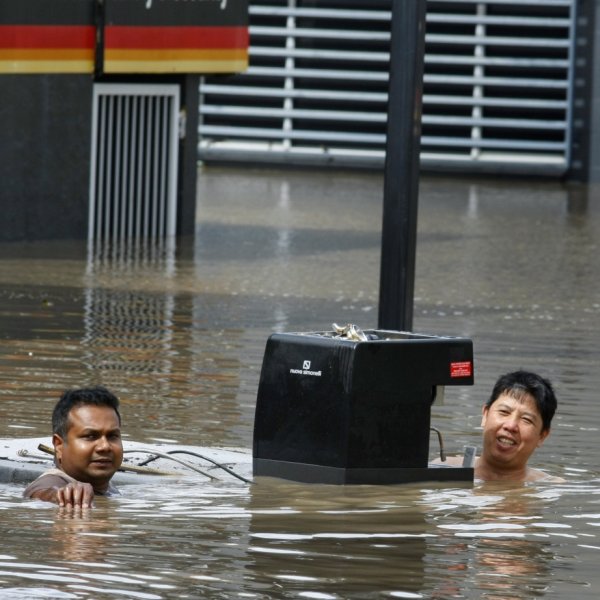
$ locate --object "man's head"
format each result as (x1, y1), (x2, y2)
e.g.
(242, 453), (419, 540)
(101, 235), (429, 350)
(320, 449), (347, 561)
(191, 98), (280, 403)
(53, 386), (121, 438)
(480, 371), (557, 477)
(52, 387), (123, 493)
(485, 370), (557, 433)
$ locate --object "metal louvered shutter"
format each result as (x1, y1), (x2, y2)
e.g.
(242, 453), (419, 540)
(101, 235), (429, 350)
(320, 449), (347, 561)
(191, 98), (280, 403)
(89, 83), (180, 246)
(198, 0), (575, 175)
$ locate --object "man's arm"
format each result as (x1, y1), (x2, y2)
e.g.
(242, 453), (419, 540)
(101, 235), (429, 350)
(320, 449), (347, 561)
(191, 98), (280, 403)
(30, 482), (95, 508)
(24, 472), (95, 508)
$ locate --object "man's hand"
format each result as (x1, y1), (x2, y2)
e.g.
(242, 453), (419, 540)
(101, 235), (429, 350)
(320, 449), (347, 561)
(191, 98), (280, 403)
(32, 482), (95, 509)
(56, 482), (95, 509)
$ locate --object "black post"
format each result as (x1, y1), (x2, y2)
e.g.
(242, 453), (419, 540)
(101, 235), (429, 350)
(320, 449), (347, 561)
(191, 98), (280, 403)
(178, 74), (200, 236)
(378, 0), (427, 331)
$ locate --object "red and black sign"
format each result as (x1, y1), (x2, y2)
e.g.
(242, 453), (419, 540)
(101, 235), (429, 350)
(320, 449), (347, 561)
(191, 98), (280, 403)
(0, 0), (95, 73)
(0, 0), (248, 75)
(102, 0), (248, 74)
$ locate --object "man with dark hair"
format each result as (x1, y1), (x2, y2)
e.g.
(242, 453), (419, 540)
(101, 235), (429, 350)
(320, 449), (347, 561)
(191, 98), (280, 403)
(441, 371), (561, 482)
(477, 370), (558, 482)
(23, 386), (123, 508)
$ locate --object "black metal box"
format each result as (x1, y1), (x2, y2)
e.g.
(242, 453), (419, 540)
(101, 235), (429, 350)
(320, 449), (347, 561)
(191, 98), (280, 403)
(253, 329), (474, 484)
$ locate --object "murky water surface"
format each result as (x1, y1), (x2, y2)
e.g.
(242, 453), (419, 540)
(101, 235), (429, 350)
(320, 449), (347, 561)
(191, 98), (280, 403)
(0, 169), (599, 598)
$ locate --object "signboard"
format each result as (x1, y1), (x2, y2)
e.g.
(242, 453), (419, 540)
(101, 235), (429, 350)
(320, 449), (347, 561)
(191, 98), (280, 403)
(102, 0), (248, 74)
(0, 0), (95, 73)
(0, 0), (248, 75)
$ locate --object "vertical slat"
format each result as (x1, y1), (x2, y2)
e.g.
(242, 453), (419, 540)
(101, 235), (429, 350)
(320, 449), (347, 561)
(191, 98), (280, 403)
(113, 95), (123, 241)
(166, 88), (180, 238)
(282, 0), (296, 150)
(470, 3), (485, 159)
(104, 96), (114, 244)
(137, 95), (145, 240)
(563, 0), (578, 168)
(152, 96), (161, 239)
(143, 95), (152, 240)
(159, 96), (169, 237)
(121, 95), (130, 240)
(128, 96), (137, 241)
(96, 94), (107, 243)
(88, 86), (100, 245)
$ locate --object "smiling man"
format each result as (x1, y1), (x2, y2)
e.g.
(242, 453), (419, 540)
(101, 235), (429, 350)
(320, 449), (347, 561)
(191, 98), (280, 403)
(23, 387), (123, 508)
(475, 371), (559, 481)
(441, 371), (560, 482)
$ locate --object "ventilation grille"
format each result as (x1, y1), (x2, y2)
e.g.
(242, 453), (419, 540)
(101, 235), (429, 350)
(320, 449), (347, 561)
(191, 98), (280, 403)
(198, 0), (575, 174)
(89, 83), (180, 244)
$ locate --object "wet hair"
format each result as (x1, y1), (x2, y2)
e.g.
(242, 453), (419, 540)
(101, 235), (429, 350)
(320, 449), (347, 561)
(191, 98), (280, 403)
(52, 386), (121, 438)
(486, 370), (557, 432)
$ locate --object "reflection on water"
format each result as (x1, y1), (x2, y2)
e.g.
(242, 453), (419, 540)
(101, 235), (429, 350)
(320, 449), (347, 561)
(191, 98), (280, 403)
(0, 169), (599, 597)
(247, 480), (434, 597)
(1, 478), (598, 598)
(423, 483), (559, 599)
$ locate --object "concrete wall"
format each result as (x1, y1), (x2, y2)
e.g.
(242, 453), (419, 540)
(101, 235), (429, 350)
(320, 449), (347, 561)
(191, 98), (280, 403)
(0, 75), (93, 241)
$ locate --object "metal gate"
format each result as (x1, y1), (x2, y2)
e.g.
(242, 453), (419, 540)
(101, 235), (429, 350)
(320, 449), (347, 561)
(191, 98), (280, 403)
(198, 0), (576, 175)
(89, 83), (180, 244)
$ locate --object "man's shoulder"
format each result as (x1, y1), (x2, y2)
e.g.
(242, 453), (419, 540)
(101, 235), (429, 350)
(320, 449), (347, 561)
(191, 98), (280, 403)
(23, 468), (75, 498)
(525, 467), (565, 483)
(23, 468), (120, 498)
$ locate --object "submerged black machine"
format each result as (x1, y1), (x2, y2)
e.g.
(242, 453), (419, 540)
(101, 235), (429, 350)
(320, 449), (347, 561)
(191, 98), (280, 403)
(253, 325), (475, 485)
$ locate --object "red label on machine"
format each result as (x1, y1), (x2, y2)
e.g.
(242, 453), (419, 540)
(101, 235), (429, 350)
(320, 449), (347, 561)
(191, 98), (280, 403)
(450, 361), (472, 378)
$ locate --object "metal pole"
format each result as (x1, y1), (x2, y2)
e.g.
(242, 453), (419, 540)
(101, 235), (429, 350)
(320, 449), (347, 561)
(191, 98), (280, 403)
(378, 0), (427, 331)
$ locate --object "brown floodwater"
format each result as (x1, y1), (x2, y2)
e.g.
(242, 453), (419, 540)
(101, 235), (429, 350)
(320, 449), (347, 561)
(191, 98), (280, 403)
(0, 167), (599, 598)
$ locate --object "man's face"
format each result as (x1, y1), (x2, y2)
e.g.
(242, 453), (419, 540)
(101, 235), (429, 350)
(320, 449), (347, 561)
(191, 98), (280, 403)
(481, 392), (549, 472)
(53, 404), (123, 493)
